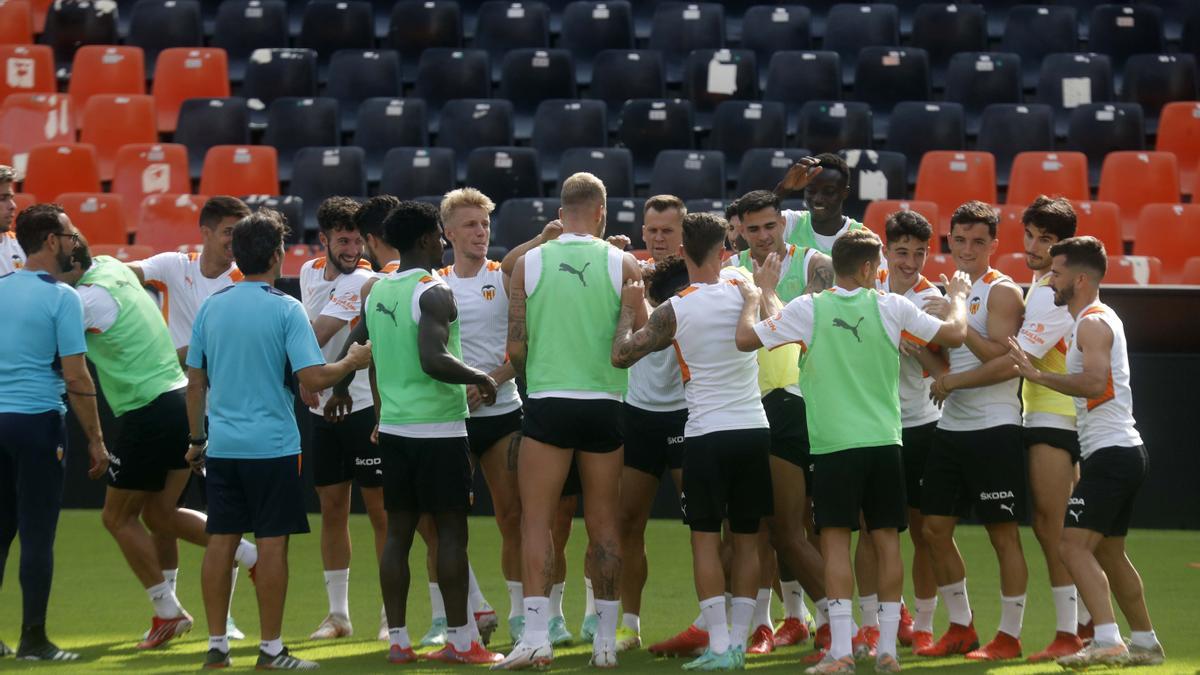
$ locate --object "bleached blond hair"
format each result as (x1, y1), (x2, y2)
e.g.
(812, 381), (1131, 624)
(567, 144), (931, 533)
(440, 187), (495, 224)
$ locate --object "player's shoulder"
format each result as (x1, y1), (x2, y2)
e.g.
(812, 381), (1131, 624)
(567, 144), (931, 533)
(913, 274), (942, 297)
(299, 257), (323, 275)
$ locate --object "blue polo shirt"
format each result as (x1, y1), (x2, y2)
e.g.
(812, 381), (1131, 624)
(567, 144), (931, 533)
(0, 269), (87, 415)
(186, 281), (324, 459)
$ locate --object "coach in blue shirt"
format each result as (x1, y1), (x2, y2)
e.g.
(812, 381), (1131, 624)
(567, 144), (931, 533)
(0, 204), (109, 661)
(184, 209), (370, 670)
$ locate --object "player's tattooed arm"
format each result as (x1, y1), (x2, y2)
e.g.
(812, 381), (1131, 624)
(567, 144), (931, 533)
(803, 251), (834, 295)
(507, 255), (529, 379)
(612, 282), (676, 368)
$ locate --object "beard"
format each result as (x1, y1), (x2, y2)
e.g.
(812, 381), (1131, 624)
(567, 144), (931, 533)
(1053, 284), (1073, 307)
(57, 247), (76, 273)
(330, 254), (359, 275)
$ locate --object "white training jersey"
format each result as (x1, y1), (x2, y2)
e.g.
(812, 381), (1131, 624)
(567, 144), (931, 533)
(669, 277), (768, 437)
(440, 260), (522, 417)
(1067, 301), (1142, 458)
(0, 231), (26, 275)
(1016, 271), (1077, 431)
(627, 257), (687, 413)
(138, 252), (243, 348)
(938, 268), (1022, 431)
(754, 287), (943, 355)
(877, 270), (944, 428)
(299, 256), (375, 415)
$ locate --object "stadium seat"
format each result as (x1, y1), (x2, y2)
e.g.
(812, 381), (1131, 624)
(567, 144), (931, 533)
(862, 199), (939, 240)
(741, 5), (811, 88)
(823, 3), (899, 86)
(385, 1), (462, 83)
(199, 145), (279, 197)
(1088, 4), (1165, 88)
(0, 143), (9, 168)
(242, 48), (319, 127)
(588, 50), (665, 130)
(798, 101), (873, 157)
(280, 244), (314, 276)
(212, 0), (289, 82)
(617, 98), (695, 185)
(174, 97), (250, 179)
(604, 197), (645, 248)
(915, 151), (998, 238)
(560, 0), (633, 85)
(111, 143), (190, 226)
(978, 104), (1054, 188)
(1180, 256), (1200, 285)
(1008, 152), (1091, 205)
(557, 147), (633, 197)
(58, 193), (127, 245)
(90, 243), (154, 261)
(437, 99), (514, 181)
(921, 252), (957, 280)
(1155, 101), (1200, 196)
(648, 150), (724, 202)
(414, 48), (491, 132)
(1000, 5), (1079, 91)
(1036, 53), (1115, 138)
(763, 51), (840, 136)
(682, 198), (725, 218)
(0, 45), (55, 100)
(1122, 54), (1198, 133)
(243, 195), (304, 241)
(262, 97), (339, 181)
(290, 146), (367, 232)
(1104, 254), (1163, 285)
(1097, 151), (1181, 241)
(40, 0), (118, 72)
(298, 0), (374, 75)
(66, 46), (146, 127)
(127, 0), (203, 75)
(1133, 203), (1200, 281)
(887, 102), (966, 184)
(151, 48), (230, 133)
(354, 98), (429, 183)
(993, 204), (1030, 256)
(378, 147), (456, 199)
(1070, 200), (1124, 254)
(647, 2), (724, 84)
(839, 149), (908, 222)
(853, 46), (930, 136)
(1065, 103), (1146, 185)
(325, 49), (403, 132)
(992, 251), (1029, 280)
(464, 146), (542, 204)
(683, 49), (757, 129)
(493, 197), (561, 249)
(531, 99), (606, 182)
(0, 93), (73, 159)
(474, 1), (551, 81)
(944, 52), (1023, 136)
(138, 193), (208, 251)
(499, 49), (577, 139)
(79, 95), (157, 181)
(709, 101), (785, 177)
(910, 3), (987, 88)
(737, 148), (811, 195)
(0, 0), (34, 44)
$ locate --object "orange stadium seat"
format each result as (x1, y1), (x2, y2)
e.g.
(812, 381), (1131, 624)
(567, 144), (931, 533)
(79, 94), (158, 181)
(1105, 255), (1163, 285)
(1134, 203), (1200, 283)
(1069, 201), (1124, 255)
(914, 151), (997, 237)
(90, 243), (154, 262)
(0, 0), (34, 44)
(281, 244), (315, 277)
(1180, 257), (1200, 285)
(27, 0), (47, 32)
(922, 252), (958, 280)
(993, 204), (1027, 256)
(12, 191), (34, 215)
(112, 143), (191, 227)
(57, 192), (128, 245)
(66, 46), (147, 127)
(862, 200), (939, 241)
(1097, 151), (1181, 241)
(1007, 151), (1090, 206)
(0, 93), (73, 158)
(0, 142), (10, 167)
(21, 143), (100, 202)
(993, 251), (1030, 282)
(1155, 101), (1200, 196)
(0, 45), (55, 99)
(199, 145), (279, 197)
(138, 193), (209, 252)
(151, 47), (231, 132)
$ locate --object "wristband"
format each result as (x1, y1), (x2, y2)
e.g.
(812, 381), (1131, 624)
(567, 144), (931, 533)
(189, 435), (208, 445)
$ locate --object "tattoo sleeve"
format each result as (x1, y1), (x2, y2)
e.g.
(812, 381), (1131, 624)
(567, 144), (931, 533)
(804, 253), (834, 295)
(506, 276), (528, 379)
(611, 301), (677, 368)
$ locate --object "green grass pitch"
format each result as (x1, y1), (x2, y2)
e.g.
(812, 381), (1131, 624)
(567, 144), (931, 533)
(1, 511), (1196, 673)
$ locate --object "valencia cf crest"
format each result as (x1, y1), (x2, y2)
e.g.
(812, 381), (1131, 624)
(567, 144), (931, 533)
(481, 284), (497, 301)
(968, 296), (981, 315)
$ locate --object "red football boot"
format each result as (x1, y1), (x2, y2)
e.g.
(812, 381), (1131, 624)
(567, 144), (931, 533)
(648, 625), (709, 657)
(773, 617), (811, 647)
(1028, 631), (1085, 662)
(914, 622), (979, 657)
(424, 641), (504, 664)
(897, 604), (915, 647)
(746, 624), (775, 654)
(387, 645), (417, 664)
(814, 623), (831, 651)
(803, 648), (828, 665)
(137, 613), (193, 649)
(1078, 621), (1095, 642)
(852, 625), (879, 659)
(910, 630), (934, 653)
(965, 632), (1022, 661)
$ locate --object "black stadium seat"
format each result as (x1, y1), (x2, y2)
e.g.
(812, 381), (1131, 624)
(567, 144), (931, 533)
(494, 197), (562, 249)
(242, 48), (319, 128)
(128, 0), (203, 76)
(738, 148), (812, 195)
(474, 1), (551, 81)
(683, 49), (757, 130)
(798, 101), (873, 156)
(589, 50), (666, 131)
(379, 147), (456, 199)
(299, 0), (375, 68)
(244, 195), (304, 243)
(977, 103), (1054, 187)
(437, 99), (515, 181)
(1036, 53), (1115, 137)
(839, 149), (908, 220)
(764, 51), (841, 136)
(262, 97), (339, 181)
(558, 147), (634, 197)
(648, 150), (726, 201)
(1065, 102), (1146, 184)
(1122, 54), (1198, 133)
(212, 0), (289, 82)
(604, 197), (645, 248)
(40, 0), (119, 73)
(353, 98), (429, 182)
(499, 48), (578, 139)
(887, 101), (965, 183)
(823, 3), (899, 86)
(710, 101), (786, 177)
(910, 2), (987, 89)
(174, 97), (251, 179)
(531, 100), (607, 182)
(944, 52), (1023, 136)
(414, 48), (491, 132)
(740, 5), (812, 88)
(617, 98), (695, 185)
(647, 2), (725, 84)
(1088, 4), (1165, 89)
(385, 1), (462, 83)
(290, 146), (367, 232)
(853, 46), (930, 137)
(326, 50), (403, 132)
(465, 147), (543, 203)
(560, 0), (634, 85)
(999, 5), (1078, 91)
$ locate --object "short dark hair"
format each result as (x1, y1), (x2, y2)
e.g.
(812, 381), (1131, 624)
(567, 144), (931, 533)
(1022, 195), (1076, 241)
(735, 190), (780, 219)
(199, 196), (251, 229)
(681, 212), (727, 265)
(316, 196), (361, 233)
(231, 209), (288, 275)
(885, 210), (933, 244)
(1050, 236), (1107, 279)
(723, 198), (740, 221)
(382, 200), (440, 253)
(644, 194), (685, 215)
(15, 203), (66, 254)
(645, 255), (690, 304)
(354, 195), (400, 241)
(949, 200), (999, 238)
(813, 153), (850, 188)
(831, 229), (882, 277)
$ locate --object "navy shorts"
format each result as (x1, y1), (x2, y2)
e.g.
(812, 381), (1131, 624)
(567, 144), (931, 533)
(205, 455), (310, 538)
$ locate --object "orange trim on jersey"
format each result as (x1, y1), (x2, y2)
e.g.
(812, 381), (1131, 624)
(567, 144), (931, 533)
(312, 257), (327, 270)
(86, 327), (102, 334)
(230, 268), (244, 282)
(878, 268), (889, 284)
(437, 265), (452, 276)
(486, 260), (501, 272)
(187, 251), (199, 261)
(4, 231), (15, 240)
(900, 330), (929, 347)
(767, 338), (807, 353)
(676, 285), (700, 298)
(982, 269), (1002, 284)
(914, 275), (935, 293)
(418, 275), (434, 284)
(381, 262), (400, 274)
(1087, 372), (1115, 411)
(671, 339), (691, 384)
(356, 259), (373, 270)
(1054, 338), (1068, 355)
(1081, 306), (1107, 319)
(349, 316), (360, 329)
(147, 280), (169, 323)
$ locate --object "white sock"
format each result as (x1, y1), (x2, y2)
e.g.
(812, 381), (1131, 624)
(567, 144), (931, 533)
(877, 602), (901, 658)
(623, 613), (640, 634)
(781, 580), (809, 621)
(913, 596), (937, 633)
(730, 597), (756, 650)
(388, 626), (410, 649)
(584, 577), (596, 615)
(753, 588), (773, 630)
(859, 593), (879, 628)
(1052, 585), (1078, 634)
(550, 582), (566, 619)
(208, 634), (228, 653)
(700, 596), (730, 654)
(999, 594), (1026, 638)
(448, 625), (472, 651)
(815, 598), (830, 629)
(1094, 622), (1121, 646)
(468, 563), (488, 612)
(828, 599), (854, 660)
(163, 568), (179, 593)
(429, 583), (446, 621)
(1129, 629), (1158, 649)
(595, 599), (619, 641)
(523, 597), (550, 644)
(147, 580), (184, 619)
(938, 579), (972, 626)
(260, 638), (283, 657)
(324, 569), (350, 618)
(235, 539), (258, 569)
(506, 580), (524, 619)
(692, 611), (706, 630)
(227, 566), (238, 619)
(1078, 600), (1093, 627)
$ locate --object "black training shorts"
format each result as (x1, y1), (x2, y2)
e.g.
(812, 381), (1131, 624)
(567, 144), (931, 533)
(522, 397), (623, 453)
(812, 445), (908, 533)
(467, 409), (523, 458)
(1024, 426), (1081, 465)
(378, 433), (472, 514)
(622, 403), (687, 478)
(681, 428), (773, 535)
(922, 425), (1027, 524)
(109, 387), (189, 492)
(901, 422), (937, 510)
(310, 407), (383, 488)
(1067, 445), (1148, 538)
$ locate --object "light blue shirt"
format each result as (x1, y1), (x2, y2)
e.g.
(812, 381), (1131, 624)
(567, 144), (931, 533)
(0, 269), (87, 414)
(186, 281), (324, 459)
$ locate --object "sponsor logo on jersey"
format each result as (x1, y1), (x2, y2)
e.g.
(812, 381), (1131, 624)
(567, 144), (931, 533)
(481, 284), (496, 301)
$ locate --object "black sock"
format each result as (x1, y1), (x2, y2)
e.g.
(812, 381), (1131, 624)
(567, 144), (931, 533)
(19, 624), (48, 647)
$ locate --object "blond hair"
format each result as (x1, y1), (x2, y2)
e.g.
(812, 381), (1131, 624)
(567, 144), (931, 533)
(0, 165), (14, 184)
(560, 172), (607, 211)
(440, 187), (496, 224)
